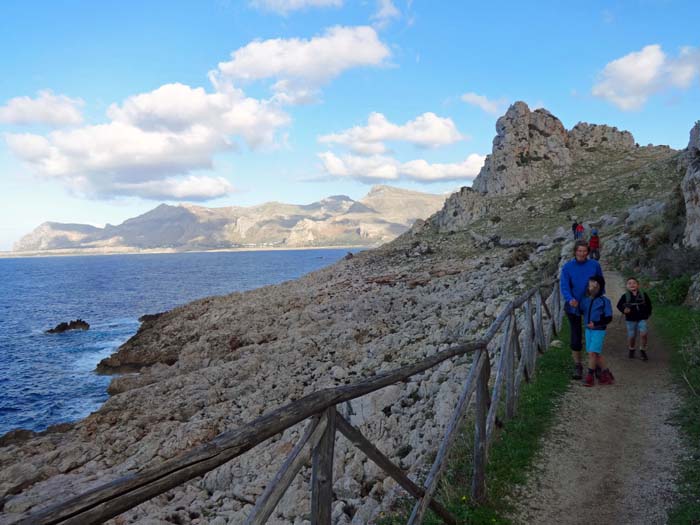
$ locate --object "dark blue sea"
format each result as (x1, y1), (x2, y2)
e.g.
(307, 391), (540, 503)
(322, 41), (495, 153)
(0, 249), (355, 436)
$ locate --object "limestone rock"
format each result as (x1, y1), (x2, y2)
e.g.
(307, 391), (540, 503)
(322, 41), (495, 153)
(682, 122), (700, 247)
(568, 122), (635, 158)
(472, 102), (571, 195)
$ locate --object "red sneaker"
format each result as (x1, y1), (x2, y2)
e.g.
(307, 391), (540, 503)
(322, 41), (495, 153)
(599, 369), (615, 385)
(583, 372), (594, 387)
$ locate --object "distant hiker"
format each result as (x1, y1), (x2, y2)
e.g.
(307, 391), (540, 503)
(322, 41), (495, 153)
(579, 275), (615, 386)
(616, 277), (653, 361)
(560, 240), (604, 379)
(589, 228), (600, 260)
(575, 222), (585, 240)
(571, 221), (578, 239)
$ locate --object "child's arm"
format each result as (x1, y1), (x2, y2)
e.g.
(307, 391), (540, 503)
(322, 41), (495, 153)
(616, 295), (626, 314)
(593, 298), (614, 328)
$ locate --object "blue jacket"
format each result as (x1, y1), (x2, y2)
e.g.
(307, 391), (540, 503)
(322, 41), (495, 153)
(580, 293), (613, 331)
(560, 258), (603, 314)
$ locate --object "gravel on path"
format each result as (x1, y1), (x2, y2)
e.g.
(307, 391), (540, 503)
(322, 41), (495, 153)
(509, 270), (686, 525)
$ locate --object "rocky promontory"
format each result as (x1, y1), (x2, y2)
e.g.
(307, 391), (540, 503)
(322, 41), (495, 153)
(1, 103), (696, 525)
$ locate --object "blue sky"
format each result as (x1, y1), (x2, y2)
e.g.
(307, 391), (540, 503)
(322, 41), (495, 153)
(1, 0), (698, 250)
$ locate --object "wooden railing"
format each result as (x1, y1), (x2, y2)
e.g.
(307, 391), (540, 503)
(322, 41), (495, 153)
(13, 278), (564, 525)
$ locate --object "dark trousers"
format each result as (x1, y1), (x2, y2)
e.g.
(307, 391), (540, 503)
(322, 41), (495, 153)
(566, 312), (583, 352)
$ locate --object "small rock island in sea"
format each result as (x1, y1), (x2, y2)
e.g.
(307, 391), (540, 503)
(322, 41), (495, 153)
(45, 319), (90, 334)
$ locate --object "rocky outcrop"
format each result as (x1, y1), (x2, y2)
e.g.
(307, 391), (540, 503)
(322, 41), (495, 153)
(568, 122), (635, 159)
(431, 187), (490, 232)
(682, 122), (700, 248)
(471, 102), (638, 198)
(46, 319), (89, 334)
(472, 102), (571, 195)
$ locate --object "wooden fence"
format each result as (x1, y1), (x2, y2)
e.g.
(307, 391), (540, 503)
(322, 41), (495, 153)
(13, 278), (564, 525)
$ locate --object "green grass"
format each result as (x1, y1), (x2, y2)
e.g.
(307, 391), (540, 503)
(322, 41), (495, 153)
(651, 304), (700, 524)
(377, 327), (573, 524)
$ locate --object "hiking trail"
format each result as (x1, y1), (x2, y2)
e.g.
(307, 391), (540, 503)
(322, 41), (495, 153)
(509, 270), (687, 524)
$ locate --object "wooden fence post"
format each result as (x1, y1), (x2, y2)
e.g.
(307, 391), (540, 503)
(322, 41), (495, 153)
(505, 313), (517, 421)
(311, 407), (336, 525)
(471, 352), (491, 504)
(245, 416), (327, 525)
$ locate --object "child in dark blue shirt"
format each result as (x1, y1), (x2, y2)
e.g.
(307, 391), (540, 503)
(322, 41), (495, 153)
(579, 275), (614, 386)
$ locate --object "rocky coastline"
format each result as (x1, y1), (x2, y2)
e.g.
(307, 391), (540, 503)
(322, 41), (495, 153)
(1, 103), (698, 525)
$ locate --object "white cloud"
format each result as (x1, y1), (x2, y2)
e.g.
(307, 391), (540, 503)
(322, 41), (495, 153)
(318, 152), (485, 183)
(319, 112), (465, 155)
(215, 26), (390, 102)
(113, 176), (234, 200)
(0, 90), (84, 126)
(460, 92), (508, 115)
(592, 44), (700, 110)
(372, 0), (400, 28)
(250, 0), (342, 15)
(5, 82), (290, 201)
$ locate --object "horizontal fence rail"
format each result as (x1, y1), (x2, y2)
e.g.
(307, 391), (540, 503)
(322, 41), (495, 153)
(12, 278), (564, 525)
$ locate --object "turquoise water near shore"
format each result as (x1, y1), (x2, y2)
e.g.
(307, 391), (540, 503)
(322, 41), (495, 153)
(0, 249), (355, 436)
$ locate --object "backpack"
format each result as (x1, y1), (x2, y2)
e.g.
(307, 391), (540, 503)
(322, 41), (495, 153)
(625, 290), (646, 305)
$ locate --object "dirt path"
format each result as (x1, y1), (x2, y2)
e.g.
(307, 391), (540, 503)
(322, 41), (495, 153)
(509, 270), (686, 524)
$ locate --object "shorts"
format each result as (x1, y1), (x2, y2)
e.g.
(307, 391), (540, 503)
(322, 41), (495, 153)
(585, 328), (606, 354)
(625, 320), (648, 338)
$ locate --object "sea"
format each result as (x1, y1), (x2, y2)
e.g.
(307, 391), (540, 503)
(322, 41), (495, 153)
(0, 249), (356, 436)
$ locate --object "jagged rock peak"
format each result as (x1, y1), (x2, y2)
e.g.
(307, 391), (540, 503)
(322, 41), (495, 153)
(471, 101), (637, 196)
(471, 101), (571, 195)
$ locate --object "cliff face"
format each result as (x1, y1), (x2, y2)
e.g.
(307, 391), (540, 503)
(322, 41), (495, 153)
(432, 101), (676, 237)
(682, 122), (700, 248)
(0, 104), (695, 525)
(13, 186), (446, 253)
(471, 102), (637, 196)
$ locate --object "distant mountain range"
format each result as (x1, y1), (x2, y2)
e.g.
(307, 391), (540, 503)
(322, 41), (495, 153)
(13, 185), (447, 254)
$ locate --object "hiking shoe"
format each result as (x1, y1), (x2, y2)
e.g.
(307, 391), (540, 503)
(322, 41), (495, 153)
(572, 363), (583, 380)
(628, 348), (636, 359)
(583, 372), (594, 387)
(599, 369), (615, 385)
(640, 350), (648, 361)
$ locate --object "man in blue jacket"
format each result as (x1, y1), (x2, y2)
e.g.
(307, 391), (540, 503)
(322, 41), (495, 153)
(560, 240), (604, 379)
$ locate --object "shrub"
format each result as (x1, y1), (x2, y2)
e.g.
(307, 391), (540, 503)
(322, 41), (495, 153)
(649, 275), (692, 305)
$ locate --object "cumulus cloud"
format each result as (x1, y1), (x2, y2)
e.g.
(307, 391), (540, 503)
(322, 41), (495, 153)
(372, 0), (400, 28)
(250, 0), (342, 15)
(215, 26), (390, 102)
(592, 44), (700, 110)
(5, 82), (289, 200)
(0, 90), (84, 126)
(318, 152), (485, 183)
(319, 112), (465, 155)
(460, 92), (508, 115)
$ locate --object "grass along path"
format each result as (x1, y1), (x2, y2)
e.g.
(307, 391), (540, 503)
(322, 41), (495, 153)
(508, 271), (686, 524)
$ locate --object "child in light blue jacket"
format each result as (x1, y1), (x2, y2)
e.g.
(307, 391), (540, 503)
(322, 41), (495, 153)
(579, 275), (614, 387)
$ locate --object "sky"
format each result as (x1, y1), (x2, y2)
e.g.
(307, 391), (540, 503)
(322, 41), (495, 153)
(0, 0), (699, 251)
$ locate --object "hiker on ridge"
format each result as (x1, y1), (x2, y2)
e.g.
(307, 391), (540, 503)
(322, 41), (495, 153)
(560, 240), (604, 379)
